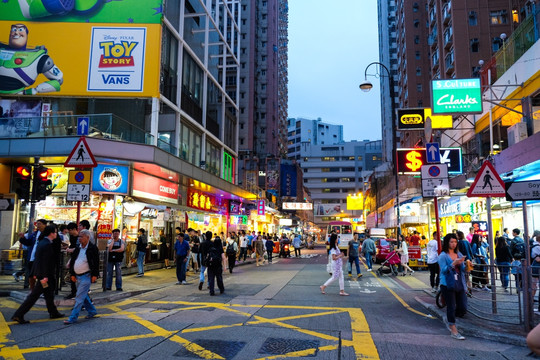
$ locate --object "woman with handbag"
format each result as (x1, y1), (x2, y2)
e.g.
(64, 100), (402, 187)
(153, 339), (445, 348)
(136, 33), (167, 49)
(320, 233), (349, 296)
(438, 233), (467, 340)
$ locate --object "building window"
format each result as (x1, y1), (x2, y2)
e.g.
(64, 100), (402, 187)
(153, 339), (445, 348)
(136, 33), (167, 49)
(490, 10), (508, 24)
(416, 67), (421, 76)
(414, 35), (420, 44)
(413, 2), (419, 12)
(492, 37), (503, 51)
(418, 100), (423, 107)
(415, 51), (420, 60)
(469, 11), (478, 26)
(357, 156), (362, 161)
(414, 19), (420, 28)
(417, 84), (422, 92)
(470, 38), (479, 52)
(322, 157), (336, 161)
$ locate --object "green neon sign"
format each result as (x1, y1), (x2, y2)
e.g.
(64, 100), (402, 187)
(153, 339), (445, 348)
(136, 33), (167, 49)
(431, 79), (482, 114)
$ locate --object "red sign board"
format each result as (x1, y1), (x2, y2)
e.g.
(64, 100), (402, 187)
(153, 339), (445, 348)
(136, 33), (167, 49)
(408, 246), (422, 260)
(132, 171), (178, 204)
(97, 200), (114, 240)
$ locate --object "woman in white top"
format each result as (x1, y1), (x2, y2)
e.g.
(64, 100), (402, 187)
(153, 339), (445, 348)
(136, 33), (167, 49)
(320, 234), (349, 296)
(426, 231), (440, 292)
(399, 234), (415, 276)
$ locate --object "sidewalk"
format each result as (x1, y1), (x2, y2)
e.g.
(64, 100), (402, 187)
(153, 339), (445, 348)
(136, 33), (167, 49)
(0, 258), (259, 307)
(407, 269), (529, 347)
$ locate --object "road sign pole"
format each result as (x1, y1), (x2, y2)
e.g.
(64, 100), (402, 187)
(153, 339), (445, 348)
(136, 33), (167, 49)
(487, 196), (497, 314)
(434, 197), (441, 254)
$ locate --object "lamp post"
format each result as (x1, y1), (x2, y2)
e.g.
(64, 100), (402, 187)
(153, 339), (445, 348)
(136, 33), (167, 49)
(360, 62), (401, 237)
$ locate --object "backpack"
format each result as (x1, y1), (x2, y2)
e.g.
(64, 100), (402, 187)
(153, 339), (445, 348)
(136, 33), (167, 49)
(531, 243), (540, 261)
(226, 242), (236, 255)
(512, 240), (526, 260)
(205, 246), (221, 267)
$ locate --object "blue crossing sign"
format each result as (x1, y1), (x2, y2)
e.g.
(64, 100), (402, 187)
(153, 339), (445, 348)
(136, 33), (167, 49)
(426, 142), (440, 163)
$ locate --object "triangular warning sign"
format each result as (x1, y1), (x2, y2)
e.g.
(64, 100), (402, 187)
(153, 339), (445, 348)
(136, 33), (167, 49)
(64, 137), (97, 168)
(466, 161), (505, 197)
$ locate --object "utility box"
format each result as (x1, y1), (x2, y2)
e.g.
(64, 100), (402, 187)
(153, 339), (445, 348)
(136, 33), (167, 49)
(507, 122), (528, 147)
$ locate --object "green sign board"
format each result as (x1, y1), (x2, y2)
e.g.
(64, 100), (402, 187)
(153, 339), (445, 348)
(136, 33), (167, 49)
(431, 79), (483, 114)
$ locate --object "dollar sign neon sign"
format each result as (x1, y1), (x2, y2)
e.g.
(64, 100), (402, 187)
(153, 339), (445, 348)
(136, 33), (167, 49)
(405, 151), (423, 172)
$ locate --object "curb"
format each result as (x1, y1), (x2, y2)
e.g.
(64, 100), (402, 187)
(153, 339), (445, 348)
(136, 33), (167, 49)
(415, 295), (528, 347)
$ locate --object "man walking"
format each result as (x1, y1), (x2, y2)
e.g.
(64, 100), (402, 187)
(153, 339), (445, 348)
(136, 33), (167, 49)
(362, 232), (376, 271)
(225, 233), (238, 273)
(239, 230), (248, 262)
(198, 231), (212, 290)
(207, 235), (225, 296)
(106, 229), (124, 291)
(174, 232), (190, 284)
(12, 224), (64, 324)
(348, 233), (362, 278)
(18, 219), (47, 290)
(265, 236), (275, 264)
(64, 229), (99, 324)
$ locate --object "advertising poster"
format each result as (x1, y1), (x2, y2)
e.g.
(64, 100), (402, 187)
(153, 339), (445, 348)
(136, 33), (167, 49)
(0, 0), (162, 97)
(314, 203), (342, 216)
(91, 164), (129, 194)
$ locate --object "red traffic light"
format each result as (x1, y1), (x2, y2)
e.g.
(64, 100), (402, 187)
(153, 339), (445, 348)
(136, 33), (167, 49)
(37, 167), (53, 178)
(16, 166), (31, 178)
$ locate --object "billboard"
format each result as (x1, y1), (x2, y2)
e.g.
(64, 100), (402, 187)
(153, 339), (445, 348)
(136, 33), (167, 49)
(431, 79), (482, 114)
(91, 164), (129, 194)
(0, 0), (162, 97)
(314, 203), (342, 216)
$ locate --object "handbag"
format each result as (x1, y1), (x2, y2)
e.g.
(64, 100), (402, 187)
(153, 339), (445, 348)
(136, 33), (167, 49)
(465, 259), (474, 272)
(445, 266), (464, 292)
(326, 255), (333, 274)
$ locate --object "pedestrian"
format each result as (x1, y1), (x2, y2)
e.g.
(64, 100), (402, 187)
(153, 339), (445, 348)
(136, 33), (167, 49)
(426, 231), (440, 292)
(11, 224), (65, 324)
(239, 230), (248, 262)
(225, 233), (238, 273)
(466, 227), (474, 243)
(265, 236), (274, 264)
(78, 220), (95, 245)
(398, 234), (414, 276)
(320, 233), (349, 296)
(503, 228), (511, 245)
(362, 232), (376, 271)
(292, 233), (302, 257)
(494, 236), (512, 292)
(531, 231), (540, 313)
(135, 228), (148, 277)
(159, 229), (171, 269)
(471, 234), (489, 291)
(106, 228), (124, 291)
(63, 222), (79, 299)
(190, 230), (200, 272)
(255, 235), (265, 266)
(64, 229), (99, 324)
(198, 231), (212, 291)
(510, 228), (526, 260)
(438, 233), (467, 340)
(207, 235), (225, 296)
(347, 233), (362, 279)
(18, 219), (47, 290)
(457, 230), (473, 293)
(174, 232), (190, 285)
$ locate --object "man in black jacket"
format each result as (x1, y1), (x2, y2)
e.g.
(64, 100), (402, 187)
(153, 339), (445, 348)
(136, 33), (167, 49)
(11, 225), (65, 324)
(64, 229), (99, 324)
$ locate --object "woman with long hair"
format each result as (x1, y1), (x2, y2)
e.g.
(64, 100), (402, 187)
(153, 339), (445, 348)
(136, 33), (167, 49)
(398, 234), (414, 276)
(495, 236), (512, 292)
(320, 233), (349, 296)
(438, 233), (467, 340)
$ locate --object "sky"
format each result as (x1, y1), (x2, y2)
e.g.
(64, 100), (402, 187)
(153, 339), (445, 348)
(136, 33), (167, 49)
(288, 0), (382, 142)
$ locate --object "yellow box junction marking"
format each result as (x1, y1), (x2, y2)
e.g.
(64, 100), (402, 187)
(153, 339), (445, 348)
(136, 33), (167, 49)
(0, 298), (379, 359)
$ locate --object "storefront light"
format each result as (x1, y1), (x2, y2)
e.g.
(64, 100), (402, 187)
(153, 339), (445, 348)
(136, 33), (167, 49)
(466, 178), (475, 183)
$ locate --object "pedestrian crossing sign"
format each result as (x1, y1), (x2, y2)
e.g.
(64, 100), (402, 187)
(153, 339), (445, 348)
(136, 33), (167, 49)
(466, 161), (505, 197)
(64, 137), (97, 168)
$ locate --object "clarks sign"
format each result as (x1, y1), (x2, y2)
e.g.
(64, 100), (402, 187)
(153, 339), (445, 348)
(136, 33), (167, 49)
(431, 79), (482, 114)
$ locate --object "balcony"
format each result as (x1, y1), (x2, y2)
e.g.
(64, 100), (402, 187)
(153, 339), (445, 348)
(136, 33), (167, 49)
(442, 2), (451, 25)
(443, 29), (453, 49)
(428, 32), (438, 47)
(0, 113), (155, 148)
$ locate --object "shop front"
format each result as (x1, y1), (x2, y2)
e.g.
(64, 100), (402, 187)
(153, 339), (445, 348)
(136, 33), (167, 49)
(185, 188), (229, 236)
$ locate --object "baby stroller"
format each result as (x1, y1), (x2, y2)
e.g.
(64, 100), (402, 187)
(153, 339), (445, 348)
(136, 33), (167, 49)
(376, 250), (400, 276)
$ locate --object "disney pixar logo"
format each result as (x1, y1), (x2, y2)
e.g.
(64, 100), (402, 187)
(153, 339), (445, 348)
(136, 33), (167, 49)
(98, 41), (138, 68)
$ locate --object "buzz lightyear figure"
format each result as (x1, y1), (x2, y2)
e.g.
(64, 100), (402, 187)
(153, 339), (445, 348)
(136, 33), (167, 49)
(0, 24), (63, 95)
(17, 0), (103, 19)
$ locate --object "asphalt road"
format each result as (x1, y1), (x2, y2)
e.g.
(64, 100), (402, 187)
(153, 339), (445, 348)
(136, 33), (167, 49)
(0, 247), (533, 359)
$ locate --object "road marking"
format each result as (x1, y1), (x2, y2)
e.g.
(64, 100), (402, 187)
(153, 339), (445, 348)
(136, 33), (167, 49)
(0, 299), (380, 359)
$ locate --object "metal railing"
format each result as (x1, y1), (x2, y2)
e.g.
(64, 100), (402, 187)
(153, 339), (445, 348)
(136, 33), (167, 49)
(0, 113), (155, 146)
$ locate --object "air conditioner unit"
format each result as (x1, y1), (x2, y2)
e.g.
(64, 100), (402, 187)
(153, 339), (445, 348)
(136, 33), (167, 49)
(507, 122), (528, 147)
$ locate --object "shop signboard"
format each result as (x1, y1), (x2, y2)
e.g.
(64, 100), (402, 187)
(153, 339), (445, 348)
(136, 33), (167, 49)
(397, 108), (425, 130)
(230, 215), (248, 225)
(455, 214), (472, 223)
(280, 164), (297, 197)
(257, 200), (265, 216)
(346, 194), (363, 210)
(282, 202), (313, 210)
(133, 171), (178, 204)
(471, 221), (488, 235)
(187, 189), (215, 212)
(397, 147), (462, 174)
(91, 164), (129, 194)
(0, 1), (162, 97)
(97, 199), (114, 240)
(431, 79), (483, 114)
(438, 197), (462, 217)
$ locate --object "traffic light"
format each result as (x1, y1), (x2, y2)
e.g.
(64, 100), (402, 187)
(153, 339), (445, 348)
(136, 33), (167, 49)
(33, 166), (53, 201)
(15, 165), (32, 201)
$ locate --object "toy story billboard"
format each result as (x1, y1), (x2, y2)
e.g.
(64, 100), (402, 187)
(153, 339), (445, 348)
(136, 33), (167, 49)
(0, 0), (162, 97)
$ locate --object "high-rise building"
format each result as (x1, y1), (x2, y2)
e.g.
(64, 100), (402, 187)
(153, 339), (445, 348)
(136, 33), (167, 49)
(287, 117), (344, 160)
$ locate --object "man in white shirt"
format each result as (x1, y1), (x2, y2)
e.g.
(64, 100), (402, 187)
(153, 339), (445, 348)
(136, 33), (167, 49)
(64, 229), (99, 324)
(426, 231), (440, 292)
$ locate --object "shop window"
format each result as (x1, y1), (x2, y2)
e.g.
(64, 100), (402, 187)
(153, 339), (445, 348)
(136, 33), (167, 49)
(161, 27), (179, 104)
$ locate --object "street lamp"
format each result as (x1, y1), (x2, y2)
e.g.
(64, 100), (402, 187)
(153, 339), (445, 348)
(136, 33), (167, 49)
(359, 62), (401, 237)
